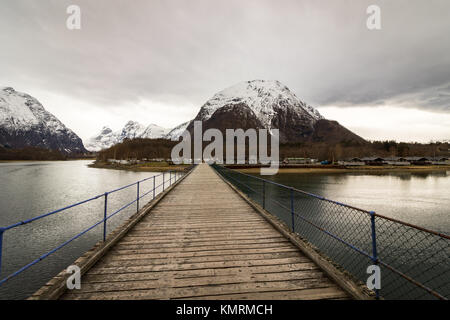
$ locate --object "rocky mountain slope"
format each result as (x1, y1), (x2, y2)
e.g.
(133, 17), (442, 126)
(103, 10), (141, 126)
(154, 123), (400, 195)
(0, 87), (86, 153)
(165, 121), (191, 141)
(186, 80), (365, 144)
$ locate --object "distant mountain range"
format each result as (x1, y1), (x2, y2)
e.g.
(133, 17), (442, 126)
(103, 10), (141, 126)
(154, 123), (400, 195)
(0, 87), (86, 154)
(85, 121), (170, 152)
(85, 120), (195, 151)
(87, 80), (365, 151)
(1, 80), (366, 154)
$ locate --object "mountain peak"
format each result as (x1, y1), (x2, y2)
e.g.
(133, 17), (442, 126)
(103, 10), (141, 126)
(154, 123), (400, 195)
(1, 87), (15, 93)
(124, 120), (141, 127)
(0, 87), (86, 153)
(194, 80), (323, 135)
(100, 126), (113, 134)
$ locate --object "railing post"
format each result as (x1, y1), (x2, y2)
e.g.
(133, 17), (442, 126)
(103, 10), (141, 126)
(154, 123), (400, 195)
(163, 172), (165, 191)
(153, 175), (156, 199)
(370, 211), (380, 299)
(0, 228), (4, 277)
(170, 171), (172, 186)
(262, 180), (266, 209)
(137, 181), (140, 213)
(290, 188), (295, 232)
(103, 192), (108, 242)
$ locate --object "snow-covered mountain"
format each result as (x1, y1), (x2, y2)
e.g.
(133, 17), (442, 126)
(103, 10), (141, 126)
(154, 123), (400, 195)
(187, 79), (364, 144)
(187, 80), (325, 142)
(117, 121), (147, 141)
(196, 80), (323, 127)
(0, 87), (86, 153)
(85, 121), (171, 151)
(86, 79), (365, 151)
(169, 80), (327, 143)
(142, 123), (170, 139)
(165, 121), (191, 140)
(84, 126), (119, 152)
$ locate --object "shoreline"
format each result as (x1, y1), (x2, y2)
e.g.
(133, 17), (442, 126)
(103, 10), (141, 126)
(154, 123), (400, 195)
(88, 162), (189, 172)
(0, 158), (95, 163)
(234, 165), (450, 174)
(89, 162), (450, 173)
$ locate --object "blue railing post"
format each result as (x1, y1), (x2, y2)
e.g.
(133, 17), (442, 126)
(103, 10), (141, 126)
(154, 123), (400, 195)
(137, 181), (140, 213)
(103, 192), (108, 242)
(262, 180), (266, 209)
(370, 211), (380, 299)
(290, 188), (295, 232)
(153, 175), (156, 199)
(0, 228), (4, 277)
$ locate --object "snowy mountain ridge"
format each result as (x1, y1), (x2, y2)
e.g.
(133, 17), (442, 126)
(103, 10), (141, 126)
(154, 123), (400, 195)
(196, 80), (323, 130)
(0, 87), (86, 153)
(85, 121), (171, 151)
(1, 81), (362, 154)
(87, 80), (328, 150)
(164, 121), (190, 141)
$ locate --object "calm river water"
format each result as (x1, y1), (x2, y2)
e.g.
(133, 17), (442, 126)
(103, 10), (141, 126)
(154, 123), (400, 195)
(259, 170), (450, 234)
(0, 160), (170, 299)
(245, 169), (450, 299)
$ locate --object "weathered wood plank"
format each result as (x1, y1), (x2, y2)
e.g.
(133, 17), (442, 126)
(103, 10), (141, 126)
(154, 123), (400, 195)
(118, 235), (287, 245)
(81, 262), (320, 283)
(54, 164), (351, 300)
(62, 278), (336, 300)
(101, 248), (300, 262)
(114, 238), (291, 250)
(86, 257), (312, 275)
(110, 243), (293, 254)
(184, 287), (348, 300)
(95, 251), (304, 268)
(109, 245), (296, 257)
(125, 229), (282, 237)
(75, 271), (329, 293)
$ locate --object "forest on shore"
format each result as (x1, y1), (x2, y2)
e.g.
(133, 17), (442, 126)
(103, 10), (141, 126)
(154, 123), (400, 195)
(2, 137), (448, 162)
(95, 138), (450, 162)
(0, 146), (93, 161)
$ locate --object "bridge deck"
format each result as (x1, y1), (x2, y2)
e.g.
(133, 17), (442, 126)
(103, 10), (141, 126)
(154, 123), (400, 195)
(61, 164), (348, 300)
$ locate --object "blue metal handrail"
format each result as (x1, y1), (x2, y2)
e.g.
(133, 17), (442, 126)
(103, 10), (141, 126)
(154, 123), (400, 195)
(213, 164), (449, 300)
(0, 168), (188, 287)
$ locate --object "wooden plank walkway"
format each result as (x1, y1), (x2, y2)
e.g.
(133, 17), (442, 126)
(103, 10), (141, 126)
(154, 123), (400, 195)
(60, 164), (348, 300)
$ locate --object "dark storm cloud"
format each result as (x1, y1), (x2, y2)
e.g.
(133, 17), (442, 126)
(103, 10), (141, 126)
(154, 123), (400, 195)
(1, 0), (449, 112)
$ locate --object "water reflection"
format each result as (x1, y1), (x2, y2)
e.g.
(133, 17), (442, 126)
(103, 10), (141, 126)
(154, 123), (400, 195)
(259, 170), (450, 234)
(0, 160), (168, 299)
(348, 170), (448, 180)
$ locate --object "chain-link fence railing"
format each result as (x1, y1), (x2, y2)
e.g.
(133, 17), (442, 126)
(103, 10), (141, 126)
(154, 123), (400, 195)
(213, 165), (450, 300)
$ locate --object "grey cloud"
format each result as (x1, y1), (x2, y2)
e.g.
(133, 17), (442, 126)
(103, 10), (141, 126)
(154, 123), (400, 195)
(0, 0), (449, 114)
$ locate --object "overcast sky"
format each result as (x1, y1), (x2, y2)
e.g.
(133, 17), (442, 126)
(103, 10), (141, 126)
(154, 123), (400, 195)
(1, 0), (450, 142)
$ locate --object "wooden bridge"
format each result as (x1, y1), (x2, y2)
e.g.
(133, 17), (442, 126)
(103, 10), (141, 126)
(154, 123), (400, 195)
(31, 164), (362, 300)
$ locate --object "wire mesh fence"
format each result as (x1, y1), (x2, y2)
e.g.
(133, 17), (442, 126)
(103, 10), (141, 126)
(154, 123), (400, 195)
(213, 164), (450, 300)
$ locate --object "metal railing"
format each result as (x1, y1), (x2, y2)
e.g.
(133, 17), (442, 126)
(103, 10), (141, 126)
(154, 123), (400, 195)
(0, 167), (192, 288)
(213, 165), (450, 300)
